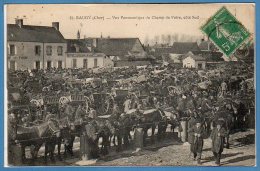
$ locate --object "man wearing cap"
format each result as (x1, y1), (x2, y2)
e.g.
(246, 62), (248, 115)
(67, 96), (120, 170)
(188, 118), (206, 165)
(210, 119), (228, 166)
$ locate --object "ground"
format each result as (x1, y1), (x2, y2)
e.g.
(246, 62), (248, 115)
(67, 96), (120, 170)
(16, 129), (255, 166)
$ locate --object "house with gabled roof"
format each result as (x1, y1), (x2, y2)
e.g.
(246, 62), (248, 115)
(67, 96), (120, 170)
(72, 37), (149, 67)
(182, 51), (206, 69)
(66, 38), (113, 69)
(7, 19), (67, 70)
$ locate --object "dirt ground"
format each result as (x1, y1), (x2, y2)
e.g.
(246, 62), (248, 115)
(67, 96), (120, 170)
(15, 129), (255, 167)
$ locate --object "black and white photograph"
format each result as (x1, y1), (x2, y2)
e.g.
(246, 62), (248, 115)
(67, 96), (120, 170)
(5, 4), (255, 166)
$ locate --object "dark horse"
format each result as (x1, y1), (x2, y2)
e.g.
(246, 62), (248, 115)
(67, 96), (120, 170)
(9, 119), (61, 164)
(134, 108), (168, 146)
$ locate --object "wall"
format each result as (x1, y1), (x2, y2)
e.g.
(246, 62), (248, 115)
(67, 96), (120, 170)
(7, 41), (66, 70)
(182, 56), (195, 68)
(66, 53), (112, 69)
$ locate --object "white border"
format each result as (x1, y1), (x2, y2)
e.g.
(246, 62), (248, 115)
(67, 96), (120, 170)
(4, 4), (8, 167)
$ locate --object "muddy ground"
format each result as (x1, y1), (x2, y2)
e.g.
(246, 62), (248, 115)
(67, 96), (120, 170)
(10, 128), (255, 167)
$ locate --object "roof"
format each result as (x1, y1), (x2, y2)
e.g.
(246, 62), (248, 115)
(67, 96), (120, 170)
(94, 38), (145, 58)
(191, 51), (224, 62)
(183, 53), (205, 61)
(172, 42), (201, 54)
(66, 39), (92, 53)
(7, 24), (66, 43)
(190, 55), (205, 61)
(198, 40), (217, 51)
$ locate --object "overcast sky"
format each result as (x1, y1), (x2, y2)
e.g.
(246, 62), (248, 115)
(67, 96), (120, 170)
(6, 4), (255, 44)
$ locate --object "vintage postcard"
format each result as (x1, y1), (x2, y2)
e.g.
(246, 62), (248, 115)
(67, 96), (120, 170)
(5, 3), (255, 166)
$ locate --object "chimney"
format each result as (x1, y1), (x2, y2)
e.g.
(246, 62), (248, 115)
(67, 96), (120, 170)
(52, 22), (59, 30)
(15, 19), (23, 28)
(77, 30), (80, 39)
(92, 38), (97, 47)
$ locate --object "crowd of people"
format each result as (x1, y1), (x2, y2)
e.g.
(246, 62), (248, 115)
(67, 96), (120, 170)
(7, 62), (255, 165)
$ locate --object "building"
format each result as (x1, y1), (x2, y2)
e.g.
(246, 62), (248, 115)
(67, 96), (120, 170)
(198, 39), (218, 52)
(93, 38), (147, 61)
(66, 39), (113, 69)
(7, 19), (67, 70)
(182, 52), (206, 69)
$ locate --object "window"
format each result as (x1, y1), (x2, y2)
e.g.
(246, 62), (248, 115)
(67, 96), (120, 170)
(57, 46), (63, 56)
(9, 44), (15, 55)
(46, 46), (52, 56)
(94, 58), (98, 68)
(10, 61), (16, 70)
(83, 59), (88, 69)
(47, 61), (52, 69)
(58, 61), (62, 69)
(35, 61), (40, 70)
(35, 45), (41, 56)
(72, 59), (77, 68)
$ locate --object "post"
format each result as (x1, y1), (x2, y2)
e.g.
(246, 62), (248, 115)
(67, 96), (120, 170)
(134, 127), (143, 150)
(80, 134), (91, 161)
(180, 120), (188, 142)
(9, 143), (23, 166)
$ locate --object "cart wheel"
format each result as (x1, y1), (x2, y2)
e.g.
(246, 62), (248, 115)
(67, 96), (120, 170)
(97, 94), (114, 115)
(59, 96), (70, 107)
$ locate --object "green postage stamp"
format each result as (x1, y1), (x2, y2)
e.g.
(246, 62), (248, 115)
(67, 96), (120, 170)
(201, 6), (250, 57)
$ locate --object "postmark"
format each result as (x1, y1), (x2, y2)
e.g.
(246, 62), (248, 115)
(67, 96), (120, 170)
(200, 6), (250, 57)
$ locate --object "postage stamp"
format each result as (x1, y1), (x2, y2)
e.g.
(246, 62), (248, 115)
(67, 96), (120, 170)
(200, 6), (251, 57)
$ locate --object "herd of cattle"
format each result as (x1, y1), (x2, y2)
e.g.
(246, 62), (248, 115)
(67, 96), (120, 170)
(7, 62), (255, 165)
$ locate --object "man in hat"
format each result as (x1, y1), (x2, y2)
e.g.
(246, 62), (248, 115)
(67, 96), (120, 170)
(123, 96), (132, 113)
(188, 118), (206, 165)
(210, 119), (228, 166)
(220, 81), (228, 97)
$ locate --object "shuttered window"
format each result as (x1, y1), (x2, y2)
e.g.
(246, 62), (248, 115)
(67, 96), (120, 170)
(46, 46), (52, 56)
(57, 46), (63, 56)
(9, 44), (15, 55)
(35, 45), (41, 56)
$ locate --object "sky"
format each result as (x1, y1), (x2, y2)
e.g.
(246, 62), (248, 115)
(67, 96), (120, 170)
(6, 4), (255, 44)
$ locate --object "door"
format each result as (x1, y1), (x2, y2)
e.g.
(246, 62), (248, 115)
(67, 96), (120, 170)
(83, 59), (88, 69)
(94, 58), (98, 68)
(58, 61), (62, 69)
(35, 61), (40, 70)
(9, 61), (16, 71)
(198, 63), (202, 69)
(47, 61), (52, 69)
(72, 59), (77, 68)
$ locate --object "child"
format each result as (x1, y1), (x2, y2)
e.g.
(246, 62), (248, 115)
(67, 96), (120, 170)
(188, 118), (206, 165)
(211, 119), (228, 166)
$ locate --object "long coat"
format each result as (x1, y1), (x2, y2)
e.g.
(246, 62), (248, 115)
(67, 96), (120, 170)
(188, 125), (206, 153)
(187, 117), (196, 144)
(211, 127), (227, 153)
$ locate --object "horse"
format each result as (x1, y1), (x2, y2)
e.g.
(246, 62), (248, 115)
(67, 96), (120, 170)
(132, 108), (167, 146)
(43, 116), (72, 161)
(95, 118), (116, 155)
(9, 119), (61, 163)
(109, 112), (135, 151)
